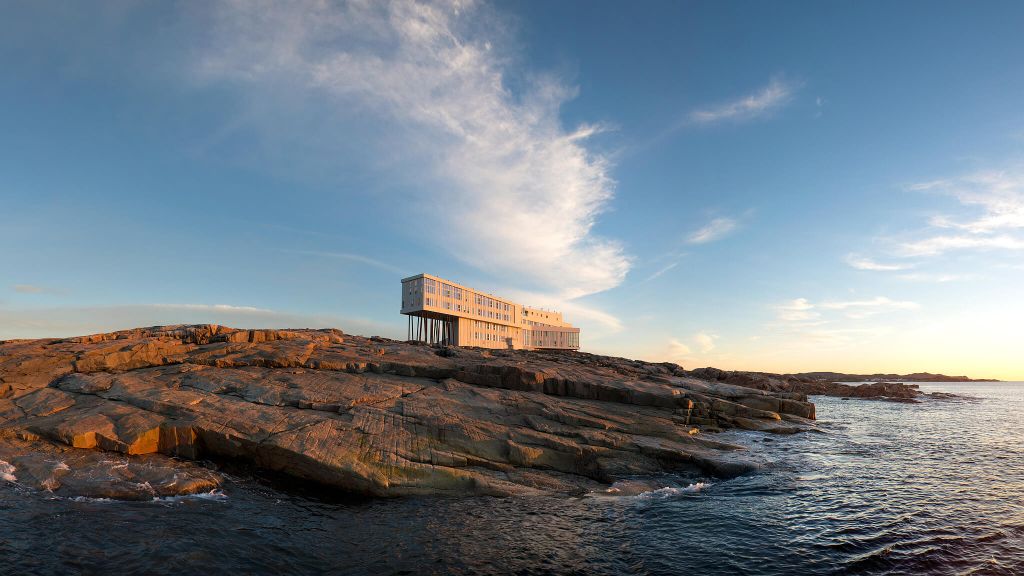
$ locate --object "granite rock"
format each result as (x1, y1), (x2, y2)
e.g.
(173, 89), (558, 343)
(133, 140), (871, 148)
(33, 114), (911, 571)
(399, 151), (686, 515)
(0, 325), (817, 497)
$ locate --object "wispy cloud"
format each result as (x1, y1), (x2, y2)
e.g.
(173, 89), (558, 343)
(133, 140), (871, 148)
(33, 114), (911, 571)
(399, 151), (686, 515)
(663, 331), (721, 364)
(285, 249), (406, 275)
(771, 295), (916, 349)
(898, 169), (1024, 256)
(900, 234), (1024, 257)
(897, 272), (969, 283)
(688, 77), (799, 125)
(776, 298), (821, 323)
(776, 296), (918, 324)
(197, 0), (629, 299)
(643, 261), (678, 282)
(687, 217), (738, 244)
(501, 287), (624, 340)
(669, 338), (692, 357)
(817, 297), (919, 311)
(845, 254), (911, 271)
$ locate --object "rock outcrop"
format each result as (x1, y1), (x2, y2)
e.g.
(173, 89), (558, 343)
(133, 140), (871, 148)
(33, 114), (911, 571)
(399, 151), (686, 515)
(0, 325), (817, 498)
(687, 368), (951, 402)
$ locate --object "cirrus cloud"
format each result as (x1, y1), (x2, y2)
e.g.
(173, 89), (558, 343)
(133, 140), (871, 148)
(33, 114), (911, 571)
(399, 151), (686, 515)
(845, 254), (911, 271)
(687, 217), (738, 244)
(688, 77), (800, 125)
(898, 168), (1024, 257)
(196, 0), (629, 299)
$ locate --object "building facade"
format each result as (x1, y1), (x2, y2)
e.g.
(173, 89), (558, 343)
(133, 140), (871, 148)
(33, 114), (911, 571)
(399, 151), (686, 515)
(400, 273), (580, 351)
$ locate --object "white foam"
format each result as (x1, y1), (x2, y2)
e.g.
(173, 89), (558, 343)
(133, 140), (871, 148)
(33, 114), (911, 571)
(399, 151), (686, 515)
(64, 490), (227, 504)
(69, 496), (115, 503)
(636, 482), (709, 499)
(0, 460), (16, 483)
(597, 480), (710, 499)
(153, 489), (228, 503)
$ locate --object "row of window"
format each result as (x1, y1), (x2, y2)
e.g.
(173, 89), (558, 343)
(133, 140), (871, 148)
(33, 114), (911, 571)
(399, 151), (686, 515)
(419, 279), (516, 322)
(478, 309), (511, 322)
(473, 320), (512, 343)
(407, 279), (569, 334)
(473, 320), (509, 333)
(530, 330), (580, 348)
(476, 295), (510, 311)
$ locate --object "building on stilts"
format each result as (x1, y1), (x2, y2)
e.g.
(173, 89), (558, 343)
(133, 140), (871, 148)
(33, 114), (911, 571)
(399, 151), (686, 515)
(400, 273), (580, 350)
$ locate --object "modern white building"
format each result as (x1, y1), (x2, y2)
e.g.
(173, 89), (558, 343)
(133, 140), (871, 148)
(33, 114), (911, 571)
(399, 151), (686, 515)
(400, 273), (580, 350)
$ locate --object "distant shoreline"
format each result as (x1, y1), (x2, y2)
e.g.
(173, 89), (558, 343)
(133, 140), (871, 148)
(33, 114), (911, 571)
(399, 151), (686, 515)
(788, 371), (1000, 383)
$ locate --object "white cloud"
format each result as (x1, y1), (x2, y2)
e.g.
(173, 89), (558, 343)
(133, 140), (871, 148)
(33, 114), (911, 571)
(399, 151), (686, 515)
(770, 296), (914, 350)
(663, 332), (720, 364)
(668, 338), (692, 357)
(688, 78), (799, 124)
(845, 254), (911, 271)
(900, 234), (1024, 257)
(775, 296), (917, 326)
(776, 298), (819, 323)
(818, 296), (919, 311)
(197, 0), (629, 299)
(13, 284), (44, 294)
(693, 331), (717, 353)
(899, 169), (1024, 256)
(502, 288), (624, 334)
(687, 217), (737, 244)
(897, 273), (969, 283)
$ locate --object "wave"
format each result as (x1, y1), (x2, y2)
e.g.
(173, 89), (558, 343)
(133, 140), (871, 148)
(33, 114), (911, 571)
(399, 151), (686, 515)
(1, 460), (16, 483)
(635, 483), (709, 499)
(62, 490), (228, 504)
(151, 490), (228, 503)
(597, 480), (710, 498)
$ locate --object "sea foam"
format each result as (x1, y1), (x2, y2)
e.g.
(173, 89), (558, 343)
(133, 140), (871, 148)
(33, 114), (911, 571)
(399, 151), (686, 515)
(599, 480), (710, 498)
(635, 483), (709, 499)
(1, 460), (17, 483)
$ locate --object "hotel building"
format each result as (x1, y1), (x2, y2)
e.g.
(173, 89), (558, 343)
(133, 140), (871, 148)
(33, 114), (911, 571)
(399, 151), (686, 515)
(400, 273), (580, 351)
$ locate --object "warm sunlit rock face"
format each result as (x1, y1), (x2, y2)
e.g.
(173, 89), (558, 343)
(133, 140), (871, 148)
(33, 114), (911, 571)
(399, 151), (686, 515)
(0, 325), (816, 497)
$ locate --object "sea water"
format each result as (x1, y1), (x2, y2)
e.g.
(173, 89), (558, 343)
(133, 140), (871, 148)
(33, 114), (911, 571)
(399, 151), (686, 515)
(1, 382), (1022, 575)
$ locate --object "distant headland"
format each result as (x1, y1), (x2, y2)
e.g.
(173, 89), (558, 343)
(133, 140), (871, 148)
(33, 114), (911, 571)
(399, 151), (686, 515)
(787, 371), (999, 383)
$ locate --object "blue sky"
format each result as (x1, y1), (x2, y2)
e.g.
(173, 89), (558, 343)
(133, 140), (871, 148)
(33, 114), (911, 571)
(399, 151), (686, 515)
(3, 1), (1024, 378)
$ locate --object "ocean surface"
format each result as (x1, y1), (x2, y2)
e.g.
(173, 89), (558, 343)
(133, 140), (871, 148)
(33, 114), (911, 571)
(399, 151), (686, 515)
(2, 382), (1022, 575)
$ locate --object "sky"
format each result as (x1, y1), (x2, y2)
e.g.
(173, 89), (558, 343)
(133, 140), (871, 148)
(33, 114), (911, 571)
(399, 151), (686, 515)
(2, 1), (1024, 379)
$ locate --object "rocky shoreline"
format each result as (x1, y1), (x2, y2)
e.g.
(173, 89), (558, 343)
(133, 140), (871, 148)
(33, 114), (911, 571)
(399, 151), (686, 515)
(0, 325), (937, 500)
(687, 368), (958, 403)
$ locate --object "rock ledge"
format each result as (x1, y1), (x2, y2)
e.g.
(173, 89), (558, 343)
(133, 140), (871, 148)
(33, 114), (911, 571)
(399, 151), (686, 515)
(1, 325), (817, 497)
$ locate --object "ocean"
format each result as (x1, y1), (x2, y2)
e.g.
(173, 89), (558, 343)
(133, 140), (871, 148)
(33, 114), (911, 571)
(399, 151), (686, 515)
(2, 382), (1022, 575)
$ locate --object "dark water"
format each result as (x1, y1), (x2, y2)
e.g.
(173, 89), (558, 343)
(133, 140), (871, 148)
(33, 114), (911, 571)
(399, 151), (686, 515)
(2, 382), (1023, 575)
